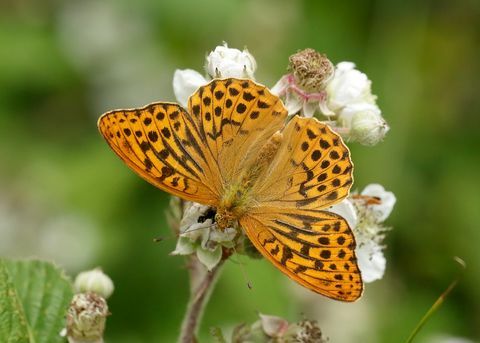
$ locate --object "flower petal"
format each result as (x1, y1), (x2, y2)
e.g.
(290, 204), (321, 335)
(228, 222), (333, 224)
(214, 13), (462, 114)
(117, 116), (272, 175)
(302, 101), (318, 118)
(356, 240), (386, 283)
(171, 236), (196, 256)
(361, 184), (396, 222)
(259, 313), (289, 338)
(196, 245), (222, 271)
(284, 91), (303, 115)
(270, 74), (289, 96)
(329, 199), (358, 229)
(173, 69), (208, 108)
(325, 61), (376, 113)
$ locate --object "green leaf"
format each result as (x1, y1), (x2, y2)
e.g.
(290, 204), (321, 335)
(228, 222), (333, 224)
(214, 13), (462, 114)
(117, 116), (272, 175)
(0, 259), (74, 343)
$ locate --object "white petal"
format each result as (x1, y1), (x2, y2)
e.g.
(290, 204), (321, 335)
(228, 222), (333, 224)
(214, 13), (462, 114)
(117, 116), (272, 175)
(361, 184), (396, 222)
(196, 245), (222, 271)
(171, 236), (196, 255)
(270, 75), (289, 96)
(302, 101), (318, 118)
(356, 240), (386, 283)
(210, 226), (237, 243)
(284, 91), (303, 115)
(173, 69), (208, 108)
(329, 199), (358, 229)
(336, 61), (356, 72)
(325, 61), (376, 113)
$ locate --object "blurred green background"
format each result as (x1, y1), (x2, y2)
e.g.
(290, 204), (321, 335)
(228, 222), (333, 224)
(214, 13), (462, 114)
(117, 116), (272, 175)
(1, 0), (479, 342)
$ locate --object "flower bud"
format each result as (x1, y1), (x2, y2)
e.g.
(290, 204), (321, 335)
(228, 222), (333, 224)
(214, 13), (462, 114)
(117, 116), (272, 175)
(259, 314), (289, 338)
(74, 268), (114, 299)
(66, 292), (109, 342)
(288, 48), (334, 92)
(205, 43), (256, 79)
(349, 107), (389, 146)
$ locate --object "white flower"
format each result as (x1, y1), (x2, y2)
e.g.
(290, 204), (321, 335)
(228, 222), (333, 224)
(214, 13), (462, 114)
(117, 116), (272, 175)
(270, 74), (327, 118)
(74, 268), (114, 299)
(313, 61), (390, 145)
(328, 184), (395, 283)
(173, 69), (208, 108)
(361, 183), (396, 222)
(325, 62), (376, 114)
(205, 43), (256, 79)
(271, 49), (333, 118)
(171, 202), (236, 271)
(173, 43), (257, 109)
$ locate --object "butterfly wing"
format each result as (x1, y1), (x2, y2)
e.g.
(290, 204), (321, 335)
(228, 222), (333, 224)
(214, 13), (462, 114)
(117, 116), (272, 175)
(240, 208), (362, 301)
(98, 78), (288, 205)
(98, 103), (220, 205)
(187, 79), (288, 185)
(253, 115), (353, 209)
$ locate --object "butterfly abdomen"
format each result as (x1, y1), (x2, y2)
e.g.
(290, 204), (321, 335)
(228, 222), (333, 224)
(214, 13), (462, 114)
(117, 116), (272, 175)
(241, 131), (283, 188)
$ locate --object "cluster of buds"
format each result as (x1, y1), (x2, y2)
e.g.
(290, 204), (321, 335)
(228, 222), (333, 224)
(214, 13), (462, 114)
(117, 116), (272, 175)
(63, 268), (114, 343)
(174, 46), (388, 146)
(228, 313), (327, 342)
(272, 49), (389, 146)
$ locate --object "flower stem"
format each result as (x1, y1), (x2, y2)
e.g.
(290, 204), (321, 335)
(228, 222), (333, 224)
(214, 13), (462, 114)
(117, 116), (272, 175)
(178, 257), (225, 343)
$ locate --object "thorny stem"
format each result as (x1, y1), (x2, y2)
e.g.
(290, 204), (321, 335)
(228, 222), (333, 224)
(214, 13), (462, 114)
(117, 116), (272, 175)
(179, 257), (225, 343)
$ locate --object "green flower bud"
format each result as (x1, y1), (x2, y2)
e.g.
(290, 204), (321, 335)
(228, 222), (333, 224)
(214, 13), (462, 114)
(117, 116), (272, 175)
(74, 268), (114, 299)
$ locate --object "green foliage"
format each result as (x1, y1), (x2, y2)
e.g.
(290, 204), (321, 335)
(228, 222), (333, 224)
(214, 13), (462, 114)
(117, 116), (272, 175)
(0, 259), (74, 343)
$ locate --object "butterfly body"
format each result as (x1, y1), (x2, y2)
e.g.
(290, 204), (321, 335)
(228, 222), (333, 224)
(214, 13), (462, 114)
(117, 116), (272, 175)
(98, 78), (363, 301)
(217, 129), (284, 230)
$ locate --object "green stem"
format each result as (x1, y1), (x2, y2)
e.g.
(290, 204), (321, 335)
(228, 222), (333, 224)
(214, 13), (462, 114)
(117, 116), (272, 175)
(178, 258), (225, 343)
(405, 257), (465, 343)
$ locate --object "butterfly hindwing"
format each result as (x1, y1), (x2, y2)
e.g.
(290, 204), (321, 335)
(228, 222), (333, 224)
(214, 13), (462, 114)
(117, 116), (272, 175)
(98, 103), (220, 205)
(240, 207), (362, 302)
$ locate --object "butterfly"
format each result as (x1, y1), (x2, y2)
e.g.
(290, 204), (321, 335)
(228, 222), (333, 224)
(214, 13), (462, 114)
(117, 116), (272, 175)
(98, 78), (363, 301)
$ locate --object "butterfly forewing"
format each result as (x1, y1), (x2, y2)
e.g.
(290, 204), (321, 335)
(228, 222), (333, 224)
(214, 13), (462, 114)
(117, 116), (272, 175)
(254, 116), (353, 210)
(188, 79), (287, 184)
(98, 103), (220, 205)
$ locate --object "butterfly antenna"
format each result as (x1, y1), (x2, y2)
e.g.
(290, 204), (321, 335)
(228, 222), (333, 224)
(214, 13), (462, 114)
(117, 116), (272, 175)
(232, 246), (253, 290)
(153, 222), (217, 243)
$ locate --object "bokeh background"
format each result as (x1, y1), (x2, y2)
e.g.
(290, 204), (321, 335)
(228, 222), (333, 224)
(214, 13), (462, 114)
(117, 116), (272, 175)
(1, 0), (479, 342)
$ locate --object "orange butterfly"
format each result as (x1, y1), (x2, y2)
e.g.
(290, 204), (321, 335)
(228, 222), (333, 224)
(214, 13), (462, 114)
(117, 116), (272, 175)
(98, 78), (363, 301)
